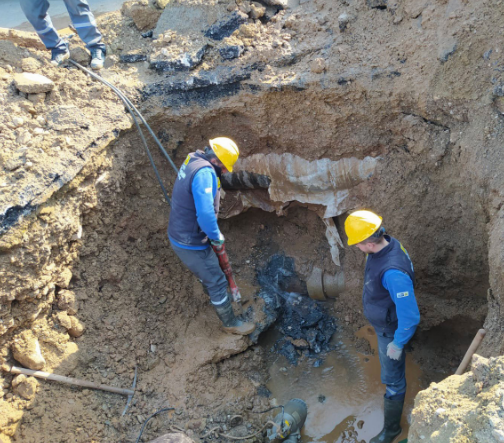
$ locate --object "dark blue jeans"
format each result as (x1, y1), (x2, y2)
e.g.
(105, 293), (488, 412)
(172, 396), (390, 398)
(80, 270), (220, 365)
(376, 330), (406, 400)
(19, 0), (106, 54)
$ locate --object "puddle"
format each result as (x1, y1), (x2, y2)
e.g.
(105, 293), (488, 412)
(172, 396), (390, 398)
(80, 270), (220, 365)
(261, 323), (423, 443)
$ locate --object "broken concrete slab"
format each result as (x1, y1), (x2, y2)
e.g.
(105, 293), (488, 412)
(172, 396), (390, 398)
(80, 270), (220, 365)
(154, 1), (229, 37)
(13, 73), (54, 94)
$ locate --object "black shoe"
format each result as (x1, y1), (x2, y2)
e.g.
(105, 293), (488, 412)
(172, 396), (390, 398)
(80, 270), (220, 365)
(370, 397), (404, 443)
(214, 298), (255, 335)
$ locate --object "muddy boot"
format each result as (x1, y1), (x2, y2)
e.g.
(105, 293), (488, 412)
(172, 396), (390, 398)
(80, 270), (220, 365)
(214, 298), (255, 335)
(370, 397), (404, 443)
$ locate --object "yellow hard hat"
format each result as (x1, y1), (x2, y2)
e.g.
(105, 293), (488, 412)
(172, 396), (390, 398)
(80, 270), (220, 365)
(344, 210), (383, 245)
(209, 137), (239, 172)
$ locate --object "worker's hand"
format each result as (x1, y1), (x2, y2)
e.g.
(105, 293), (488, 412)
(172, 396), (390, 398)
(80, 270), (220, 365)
(386, 341), (403, 360)
(210, 233), (225, 247)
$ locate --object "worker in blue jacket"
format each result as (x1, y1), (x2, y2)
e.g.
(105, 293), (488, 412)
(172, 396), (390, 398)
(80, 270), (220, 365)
(344, 210), (420, 443)
(168, 137), (255, 336)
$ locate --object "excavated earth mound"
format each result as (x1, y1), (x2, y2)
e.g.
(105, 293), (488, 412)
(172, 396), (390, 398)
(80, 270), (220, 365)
(1, 0), (504, 441)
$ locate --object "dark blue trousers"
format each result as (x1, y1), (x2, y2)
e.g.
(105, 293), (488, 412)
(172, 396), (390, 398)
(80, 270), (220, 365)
(376, 330), (407, 400)
(170, 242), (228, 306)
(19, 0), (106, 54)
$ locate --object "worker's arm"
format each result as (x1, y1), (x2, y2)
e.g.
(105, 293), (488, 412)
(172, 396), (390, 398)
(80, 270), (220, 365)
(191, 168), (222, 241)
(382, 269), (420, 348)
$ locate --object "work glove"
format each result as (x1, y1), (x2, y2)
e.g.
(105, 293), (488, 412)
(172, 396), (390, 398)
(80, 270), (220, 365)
(210, 233), (225, 247)
(386, 341), (403, 360)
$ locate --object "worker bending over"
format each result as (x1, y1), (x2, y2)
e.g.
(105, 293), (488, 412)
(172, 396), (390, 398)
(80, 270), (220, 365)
(345, 210), (420, 443)
(20, 0), (106, 69)
(168, 137), (255, 336)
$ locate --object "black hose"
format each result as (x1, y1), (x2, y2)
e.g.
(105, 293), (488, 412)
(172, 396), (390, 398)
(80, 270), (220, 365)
(135, 407), (175, 443)
(68, 59), (177, 205)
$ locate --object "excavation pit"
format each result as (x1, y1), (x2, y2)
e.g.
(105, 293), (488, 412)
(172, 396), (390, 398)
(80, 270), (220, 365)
(1, 2), (501, 439)
(0, 102), (492, 442)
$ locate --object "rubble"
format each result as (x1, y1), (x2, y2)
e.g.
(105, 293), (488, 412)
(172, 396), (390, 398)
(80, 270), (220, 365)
(409, 355), (504, 442)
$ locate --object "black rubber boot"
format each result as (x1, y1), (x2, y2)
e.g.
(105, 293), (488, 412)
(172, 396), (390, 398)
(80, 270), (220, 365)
(214, 298), (256, 335)
(370, 397), (404, 443)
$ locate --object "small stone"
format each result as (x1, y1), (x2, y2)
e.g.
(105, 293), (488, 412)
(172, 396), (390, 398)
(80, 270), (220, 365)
(70, 47), (91, 65)
(68, 316), (85, 338)
(357, 420), (364, 429)
(5, 157), (24, 171)
(55, 269), (73, 289)
(24, 161), (33, 170)
(17, 131), (32, 145)
(250, 2), (266, 19)
(338, 13), (351, 31)
(11, 330), (46, 370)
(435, 408), (446, 416)
(14, 73), (54, 94)
(57, 290), (78, 314)
(36, 115), (47, 126)
(34, 127), (44, 135)
(12, 375), (38, 400)
(12, 117), (24, 127)
(54, 311), (73, 330)
(310, 58), (326, 73)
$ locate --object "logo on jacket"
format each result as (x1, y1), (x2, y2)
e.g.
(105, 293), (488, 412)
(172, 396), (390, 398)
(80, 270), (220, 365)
(396, 291), (409, 298)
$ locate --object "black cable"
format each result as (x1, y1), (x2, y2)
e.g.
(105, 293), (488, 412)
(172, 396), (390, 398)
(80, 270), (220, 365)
(135, 407), (175, 443)
(68, 59), (177, 205)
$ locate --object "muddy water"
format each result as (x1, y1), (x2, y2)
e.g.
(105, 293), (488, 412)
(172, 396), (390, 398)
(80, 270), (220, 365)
(261, 324), (422, 443)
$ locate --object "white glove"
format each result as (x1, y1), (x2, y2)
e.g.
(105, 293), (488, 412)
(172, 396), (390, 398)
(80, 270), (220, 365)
(386, 341), (403, 360)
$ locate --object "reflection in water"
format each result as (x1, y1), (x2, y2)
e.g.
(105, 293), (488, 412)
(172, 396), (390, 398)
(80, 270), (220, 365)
(261, 325), (422, 443)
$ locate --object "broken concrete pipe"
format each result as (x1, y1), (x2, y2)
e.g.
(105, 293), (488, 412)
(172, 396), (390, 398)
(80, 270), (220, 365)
(306, 266), (345, 301)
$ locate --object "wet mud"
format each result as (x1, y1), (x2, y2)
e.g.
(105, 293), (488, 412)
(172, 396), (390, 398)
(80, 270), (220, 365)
(261, 324), (425, 443)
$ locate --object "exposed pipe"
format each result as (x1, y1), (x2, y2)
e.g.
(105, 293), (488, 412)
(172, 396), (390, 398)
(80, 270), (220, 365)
(455, 328), (486, 375)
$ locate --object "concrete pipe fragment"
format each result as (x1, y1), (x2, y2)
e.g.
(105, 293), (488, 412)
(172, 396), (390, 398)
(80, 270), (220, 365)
(307, 266), (345, 300)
